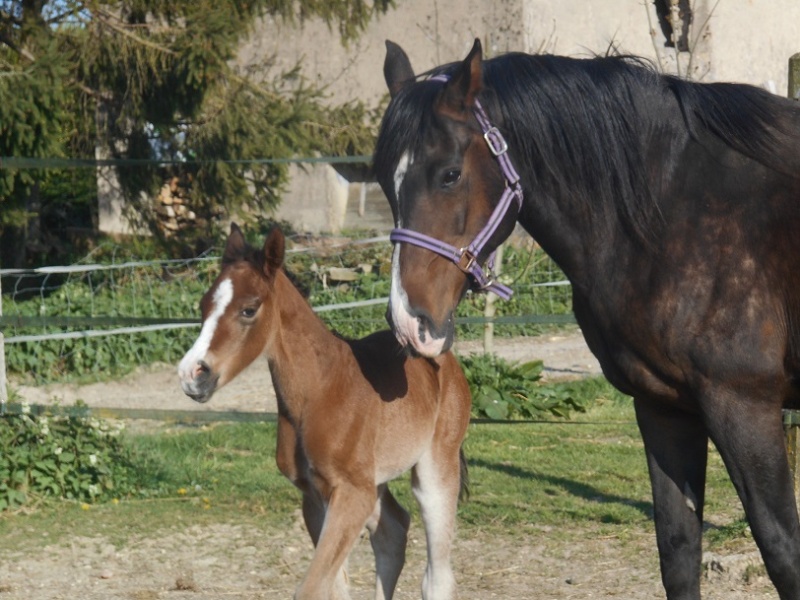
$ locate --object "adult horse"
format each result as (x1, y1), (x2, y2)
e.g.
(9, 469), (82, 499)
(374, 39), (800, 599)
(178, 224), (471, 600)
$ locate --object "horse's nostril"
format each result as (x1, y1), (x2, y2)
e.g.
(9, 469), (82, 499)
(194, 360), (211, 379)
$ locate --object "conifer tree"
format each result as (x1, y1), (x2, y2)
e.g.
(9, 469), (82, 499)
(0, 0), (390, 265)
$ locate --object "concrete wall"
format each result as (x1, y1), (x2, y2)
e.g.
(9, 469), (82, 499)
(241, 0), (800, 233)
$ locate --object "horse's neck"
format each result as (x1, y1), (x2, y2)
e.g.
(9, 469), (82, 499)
(266, 271), (344, 419)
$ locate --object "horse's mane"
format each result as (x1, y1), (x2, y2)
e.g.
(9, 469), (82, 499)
(375, 51), (800, 245)
(224, 240), (310, 298)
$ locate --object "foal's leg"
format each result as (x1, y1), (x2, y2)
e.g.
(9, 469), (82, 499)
(301, 491), (350, 600)
(411, 448), (462, 600)
(633, 398), (708, 600)
(295, 482), (376, 600)
(701, 388), (800, 600)
(365, 484), (411, 600)
(276, 416), (349, 598)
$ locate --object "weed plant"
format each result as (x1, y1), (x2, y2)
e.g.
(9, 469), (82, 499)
(0, 403), (151, 510)
(460, 354), (588, 420)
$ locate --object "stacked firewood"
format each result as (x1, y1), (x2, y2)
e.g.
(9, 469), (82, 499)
(154, 177), (199, 236)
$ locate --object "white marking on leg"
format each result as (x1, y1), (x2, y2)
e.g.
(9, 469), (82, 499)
(178, 278), (233, 381)
(413, 454), (457, 600)
(683, 481), (698, 513)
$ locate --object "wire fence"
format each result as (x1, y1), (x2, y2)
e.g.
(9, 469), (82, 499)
(0, 233), (574, 389)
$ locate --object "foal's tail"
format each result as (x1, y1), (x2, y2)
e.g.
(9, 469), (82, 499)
(458, 446), (470, 503)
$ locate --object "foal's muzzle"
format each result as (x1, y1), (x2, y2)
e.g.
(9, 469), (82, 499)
(179, 360), (219, 403)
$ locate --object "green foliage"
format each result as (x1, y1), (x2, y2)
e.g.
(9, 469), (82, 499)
(3, 237), (573, 384)
(0, 394), (748, 567)
(460, 353), (588, 420)
(0, 0), (392, 265)
(0, 404), (142, 510)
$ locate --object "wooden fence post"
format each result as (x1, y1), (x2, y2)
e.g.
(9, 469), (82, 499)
(787, 52), (800, 516)
(482, 244), (503, 355)
(0, 274), (7, 410)
(789, 53), (800, 100)
(786, 411), (800, 517)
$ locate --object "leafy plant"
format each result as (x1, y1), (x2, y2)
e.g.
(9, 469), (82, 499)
(459, 353), (588, 420)
(0, 403), (145, 511)
(3, 236), (574, 384)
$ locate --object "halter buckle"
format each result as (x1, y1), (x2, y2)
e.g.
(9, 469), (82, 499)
(483, 127), (508, 156)
(457, 248), (477, 273)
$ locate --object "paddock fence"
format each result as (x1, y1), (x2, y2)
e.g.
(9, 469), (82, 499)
(0, 219), (575, 400)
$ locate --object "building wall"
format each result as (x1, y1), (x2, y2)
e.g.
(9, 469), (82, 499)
(236, 0), (800, 233)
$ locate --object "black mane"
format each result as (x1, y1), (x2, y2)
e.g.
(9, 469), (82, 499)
(375, 52), (800, 245)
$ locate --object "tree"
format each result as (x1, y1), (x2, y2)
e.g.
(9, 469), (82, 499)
(0, 0), (390, 266)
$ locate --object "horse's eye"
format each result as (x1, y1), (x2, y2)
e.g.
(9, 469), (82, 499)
(240, 306), (258, 319)
(442, 169), (461, 188)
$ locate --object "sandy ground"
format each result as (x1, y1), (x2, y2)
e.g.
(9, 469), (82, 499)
(14, 330), (603, 413)
(3, 332), (782, 599)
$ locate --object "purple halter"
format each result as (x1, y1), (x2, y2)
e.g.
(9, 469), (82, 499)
(389, 75), (523, 300)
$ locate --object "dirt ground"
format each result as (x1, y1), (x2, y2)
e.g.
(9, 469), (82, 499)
(4, 332), (781, 599)
(14, 330), (602, 414)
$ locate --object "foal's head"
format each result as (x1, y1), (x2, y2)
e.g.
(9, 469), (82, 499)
(178, 224), (285, 403)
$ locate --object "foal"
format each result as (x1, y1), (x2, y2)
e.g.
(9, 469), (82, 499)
(178, 224), (472, 600)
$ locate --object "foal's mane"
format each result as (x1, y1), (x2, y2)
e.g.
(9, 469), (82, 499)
(375, 51), (800, 245)
(222, 239), (310, 298)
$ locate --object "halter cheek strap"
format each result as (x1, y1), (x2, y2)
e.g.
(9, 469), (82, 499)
(389, 75), (523, 300)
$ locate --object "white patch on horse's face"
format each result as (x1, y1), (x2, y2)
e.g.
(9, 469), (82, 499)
(389, 150), (446, 357)
(393, 151), (412, 222)
(178, 277), (233, 382)
(389, 244), (448, 358)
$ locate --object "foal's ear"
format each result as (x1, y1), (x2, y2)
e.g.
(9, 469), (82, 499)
(437, 38), (483, 117)
(262, 227), (285, 278)
(223, 222), (247, 264)
(384, 40), (415, 98)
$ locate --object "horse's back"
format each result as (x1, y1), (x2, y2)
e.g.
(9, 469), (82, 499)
(353, 329), (471, 417)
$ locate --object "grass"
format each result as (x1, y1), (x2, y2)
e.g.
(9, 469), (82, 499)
(0, 378), (750, 559)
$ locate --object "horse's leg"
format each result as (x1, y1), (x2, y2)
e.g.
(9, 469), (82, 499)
(701, 388), (800, 600)
(411, 447), (461, 600)
(365, 484), (411, 600)
(633, 397), (708, 600)
(276, 415), (349, 598)
(295, 482), (376, 600)
(298, 491), (350, 599)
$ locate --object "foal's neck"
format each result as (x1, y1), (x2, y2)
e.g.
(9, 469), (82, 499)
(266, 270), (346, 419)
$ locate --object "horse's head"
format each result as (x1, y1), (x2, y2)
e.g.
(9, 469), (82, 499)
(178, 224), (285, 403)
(375, 39), (518, 357)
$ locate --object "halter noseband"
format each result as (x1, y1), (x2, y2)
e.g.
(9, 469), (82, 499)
(389, 75), (523, 300)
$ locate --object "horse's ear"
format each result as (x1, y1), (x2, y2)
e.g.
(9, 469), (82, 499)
(223, 222), (247, 264)
(437, 38), (483, 117)
(262, 227), (285, 278)
(384, 40), (415, 98)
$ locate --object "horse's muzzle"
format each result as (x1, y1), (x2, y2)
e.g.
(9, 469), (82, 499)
(387, 299), (453, 358)
(179, 360), (219, 403)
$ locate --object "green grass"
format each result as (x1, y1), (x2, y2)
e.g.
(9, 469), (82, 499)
(0, 378), (748, 557)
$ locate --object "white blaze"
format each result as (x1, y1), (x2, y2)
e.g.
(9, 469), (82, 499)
(178, 278), (233, 381)
(393, 151), (411, 218)
(389, 150), (447, 357)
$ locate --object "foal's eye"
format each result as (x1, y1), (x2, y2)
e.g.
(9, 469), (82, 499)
(441, 169), (461, 188)
(240, 307), (258, 319)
